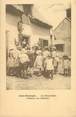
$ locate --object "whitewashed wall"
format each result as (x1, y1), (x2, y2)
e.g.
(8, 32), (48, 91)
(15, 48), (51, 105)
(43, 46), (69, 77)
(30, 22), (51, 47)
(6, 12), (19, 50)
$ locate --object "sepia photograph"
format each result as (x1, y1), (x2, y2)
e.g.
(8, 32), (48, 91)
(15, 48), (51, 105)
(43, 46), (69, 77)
(6, 0), (71, 90)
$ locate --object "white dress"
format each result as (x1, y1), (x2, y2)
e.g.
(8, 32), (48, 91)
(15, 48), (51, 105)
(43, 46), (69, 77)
(19, 53), (29, 64)
(44, 58), (54, 71)
(34, 55), (43, 69)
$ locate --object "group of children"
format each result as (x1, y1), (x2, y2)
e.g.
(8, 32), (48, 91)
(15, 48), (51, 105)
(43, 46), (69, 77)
(7, 45), (71, 79)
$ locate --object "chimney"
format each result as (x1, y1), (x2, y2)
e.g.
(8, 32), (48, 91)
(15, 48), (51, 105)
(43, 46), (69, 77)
(66, 8), (71, 19)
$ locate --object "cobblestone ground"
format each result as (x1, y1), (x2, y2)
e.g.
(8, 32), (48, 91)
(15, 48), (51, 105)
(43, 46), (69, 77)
(6, 74), (71, 90)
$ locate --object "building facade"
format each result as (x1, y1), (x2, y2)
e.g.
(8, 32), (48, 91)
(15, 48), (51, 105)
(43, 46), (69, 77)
(53, 8), (71, 57)
(6, 4), (52, 51)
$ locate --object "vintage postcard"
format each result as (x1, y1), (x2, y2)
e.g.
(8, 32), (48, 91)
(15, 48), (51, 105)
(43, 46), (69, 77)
(6, 1), (71, 90)
(0, 0), (76, 117)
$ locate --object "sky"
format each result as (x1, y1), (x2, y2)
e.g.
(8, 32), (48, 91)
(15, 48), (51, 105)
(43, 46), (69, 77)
(33, 0), (71, 28)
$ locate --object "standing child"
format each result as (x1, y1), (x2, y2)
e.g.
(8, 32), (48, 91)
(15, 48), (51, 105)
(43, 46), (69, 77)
(44, 54), (54, 79)
(63, 56), (69, 76)
(7, 49), (15, 76)
(53, 55), (59, 74)
(43, 47), (50, 72)
(34, 51), (43, 76)
(19, 48), (30, 78)
(68, 57), (71, 76)
(58, 56), (63, 75)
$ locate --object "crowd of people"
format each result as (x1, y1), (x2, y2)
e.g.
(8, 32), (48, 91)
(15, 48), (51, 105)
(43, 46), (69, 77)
(7, 43), (71, 80)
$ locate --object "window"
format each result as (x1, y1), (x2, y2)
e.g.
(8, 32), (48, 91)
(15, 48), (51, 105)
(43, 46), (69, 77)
(39, 39), (48, 48)
(55, 44), (64, 52)
(43, 40), (48, 47)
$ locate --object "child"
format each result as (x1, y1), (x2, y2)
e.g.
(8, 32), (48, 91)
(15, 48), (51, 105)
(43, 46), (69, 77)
(68, 57), (71, 76)
(44, 54), (54, 79)
(53, 55), (59, 74)
(63, 56), (69, 76)
(7, 49), (15, 76)
(43, 47), (50, 59)
(13, 47), (22, 77)
(34, 51), (43, 76)
(19, 48), (30, 78)
(58, 56), (63, 75)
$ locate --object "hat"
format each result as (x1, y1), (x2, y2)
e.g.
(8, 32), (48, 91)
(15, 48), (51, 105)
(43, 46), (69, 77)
(37, 50), (42, 55)
(48, 53), (51, 57)
(21, 48), (27, 54)
(44, 46), (49, 50)
(63, 55), (68, 59)
(52, 46), (56, 50)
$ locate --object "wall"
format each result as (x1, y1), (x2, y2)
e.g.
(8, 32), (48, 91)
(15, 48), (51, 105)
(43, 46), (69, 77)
(54, 18), (71, 56)
(6, 8), (51, 49)
(54, 18), (71, 40)
(64, 37), (71, 56)
(30, 22), (51, 47)
(6, 11), (20, 50)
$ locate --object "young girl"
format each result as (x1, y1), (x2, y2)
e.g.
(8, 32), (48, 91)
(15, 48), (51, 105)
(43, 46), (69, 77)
(19, 48), (30, 78)
(53, 55), (59, 74)
(63, 56), (69, 76)
(58, 56), (63, 75)
(44, 54), (54, 79)
(34, 51), (43, 76)
(7, 49), (15, 76)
